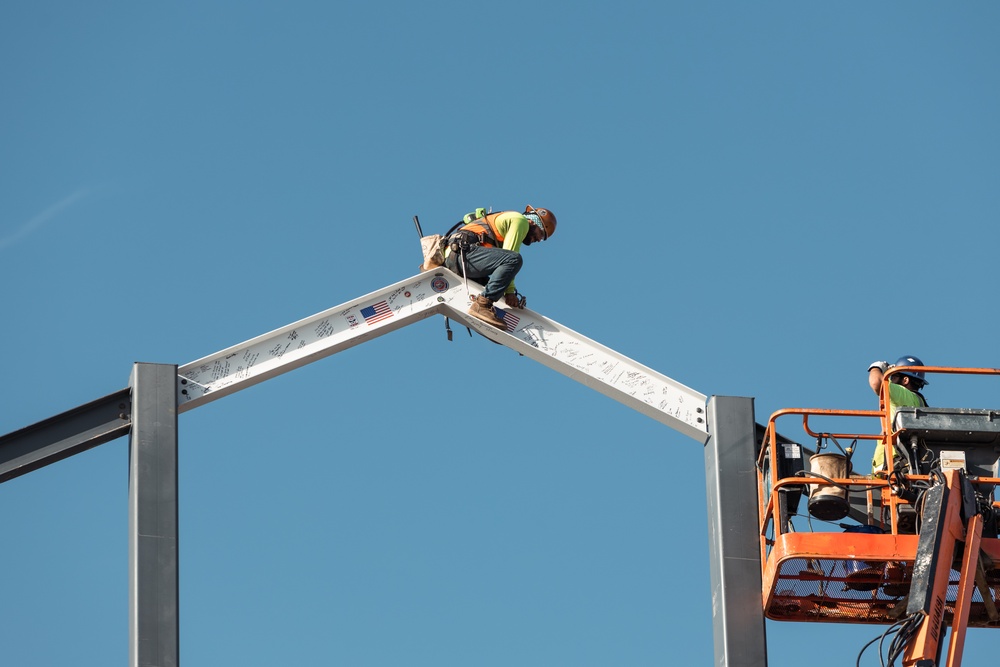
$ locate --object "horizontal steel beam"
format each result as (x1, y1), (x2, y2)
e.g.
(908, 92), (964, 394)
(0, 388), (131, 483)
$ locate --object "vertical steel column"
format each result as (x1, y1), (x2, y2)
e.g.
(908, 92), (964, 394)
(129, 363), (179, 667)
(705, 396), (768, 667)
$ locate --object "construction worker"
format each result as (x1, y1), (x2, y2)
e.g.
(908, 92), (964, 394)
(444, 205), (557, 329)
(867, 355), (929, 472)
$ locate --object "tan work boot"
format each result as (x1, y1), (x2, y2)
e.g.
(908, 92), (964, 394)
(469, 295), (506, 329)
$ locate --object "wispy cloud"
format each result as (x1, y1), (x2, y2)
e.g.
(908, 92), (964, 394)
(0, 188), (92, 251)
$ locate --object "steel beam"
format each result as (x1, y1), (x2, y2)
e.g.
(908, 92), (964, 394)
(1, 272), (718, 666)
(705, 396), (768, 667)
(1, 271), (708, 490)
(129, 363), (179, 667)
(0, 388), (131, 483)
(177, 269), (709, 442)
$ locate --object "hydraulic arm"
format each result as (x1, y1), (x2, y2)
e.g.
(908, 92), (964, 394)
(904, 468), (988, 666)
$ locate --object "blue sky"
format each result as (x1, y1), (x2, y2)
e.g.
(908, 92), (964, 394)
(2, 2), (998, 665)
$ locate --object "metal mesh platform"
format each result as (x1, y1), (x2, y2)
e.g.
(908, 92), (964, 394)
(765, 549), (1000, 627)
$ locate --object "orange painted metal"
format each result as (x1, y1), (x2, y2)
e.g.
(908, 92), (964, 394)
(877, 365), (1000, 467)
(945, 513), (984, 667)
(757, 366), (1000, 651)
(903, 470), (966, 665)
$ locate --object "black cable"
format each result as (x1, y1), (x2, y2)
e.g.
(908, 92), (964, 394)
(886, 613), (924, 666)
(856, 612), (925, 666)
(824, 433), (850, 458)
(856, 617), (908, 666)
(855, 629), (889, 666)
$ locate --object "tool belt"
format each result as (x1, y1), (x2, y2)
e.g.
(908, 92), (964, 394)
(448, 229), (495, 252)
(446, 227), (500, 278)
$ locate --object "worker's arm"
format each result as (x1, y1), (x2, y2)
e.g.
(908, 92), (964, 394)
(868, 361), (889, 395)
(495, 212), (531, 296)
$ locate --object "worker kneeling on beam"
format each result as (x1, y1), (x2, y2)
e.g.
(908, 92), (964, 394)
(444, 205), (557, 330)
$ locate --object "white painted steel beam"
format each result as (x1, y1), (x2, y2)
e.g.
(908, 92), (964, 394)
(178, 269), (709, 443)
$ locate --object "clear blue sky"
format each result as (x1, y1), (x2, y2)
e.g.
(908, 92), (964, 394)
(2, 2), (998, 665)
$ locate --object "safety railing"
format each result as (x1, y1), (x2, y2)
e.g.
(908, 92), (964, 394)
(877, 365), (1000, 466)
(757, 407), (886, 546)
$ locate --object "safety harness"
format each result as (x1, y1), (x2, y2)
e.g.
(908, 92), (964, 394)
(445, 209), (525, 305)
(447, 212), (504, 253)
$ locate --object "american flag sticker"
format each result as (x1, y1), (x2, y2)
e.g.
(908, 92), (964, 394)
(501, 310), (520, 332)
(360, 300), (393, 325)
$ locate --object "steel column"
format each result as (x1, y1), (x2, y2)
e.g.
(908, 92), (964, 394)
(128, 363), (179, 667)
(705, 396), (768, 667)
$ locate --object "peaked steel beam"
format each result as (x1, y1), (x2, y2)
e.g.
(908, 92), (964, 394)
(177, 269), (710, 442)
(0, 270), (708, 485)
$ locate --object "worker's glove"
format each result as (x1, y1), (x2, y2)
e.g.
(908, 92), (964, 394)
(504, 293), (526, 309)
(868, 361), (889, 373)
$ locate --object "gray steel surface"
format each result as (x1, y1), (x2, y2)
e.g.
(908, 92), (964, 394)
(0, 275), (739, 665)
(177, 269), (710, 442)
(705, 396), (768, 667)
(128, 363), (179, 667)
(0, 388), (131, 483)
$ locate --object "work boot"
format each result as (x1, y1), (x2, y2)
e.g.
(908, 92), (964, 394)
(468, 295), (506, 329)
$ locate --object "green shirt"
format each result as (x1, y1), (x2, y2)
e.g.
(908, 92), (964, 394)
(871, 382), (926, 471)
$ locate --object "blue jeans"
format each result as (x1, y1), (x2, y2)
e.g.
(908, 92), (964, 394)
(447, 245), (523, 301)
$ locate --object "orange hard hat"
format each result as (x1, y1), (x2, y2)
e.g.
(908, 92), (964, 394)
(524, 205), (557, 240)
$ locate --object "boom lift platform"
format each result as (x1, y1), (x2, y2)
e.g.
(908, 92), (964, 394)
(758, 366), (1000, 665)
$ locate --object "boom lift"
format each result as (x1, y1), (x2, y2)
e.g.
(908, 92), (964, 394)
(758, 366), (1000, 665)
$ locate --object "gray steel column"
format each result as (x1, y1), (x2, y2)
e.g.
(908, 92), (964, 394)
(128, 363), (179, 667)
(705, 396), (767, 667)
